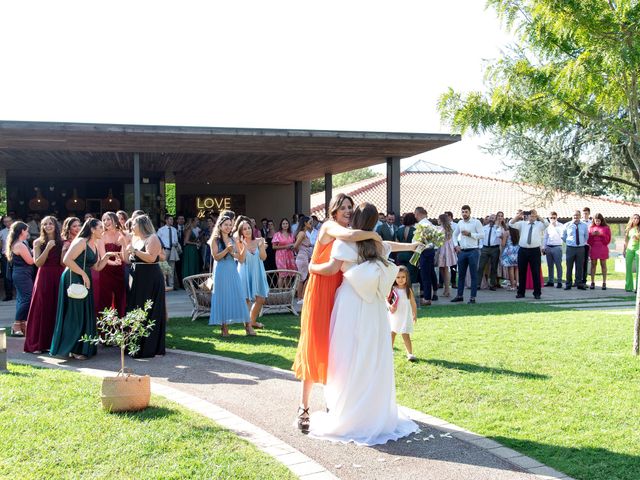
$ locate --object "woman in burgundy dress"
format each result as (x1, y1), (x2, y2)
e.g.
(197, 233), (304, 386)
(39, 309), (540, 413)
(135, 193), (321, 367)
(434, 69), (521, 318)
(96, 211), (127, 317)
(588, 213), (612, 290)
(24, 216), (64, 353)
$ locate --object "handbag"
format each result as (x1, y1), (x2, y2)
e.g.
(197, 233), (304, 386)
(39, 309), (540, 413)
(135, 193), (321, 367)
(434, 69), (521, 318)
(67, 242), (89, 299)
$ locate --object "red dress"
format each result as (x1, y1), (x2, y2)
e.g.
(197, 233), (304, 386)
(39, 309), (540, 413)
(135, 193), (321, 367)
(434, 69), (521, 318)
(96, 242), (126, 317)
(587, 225), (611, 260)
(24, 245), (64, 352)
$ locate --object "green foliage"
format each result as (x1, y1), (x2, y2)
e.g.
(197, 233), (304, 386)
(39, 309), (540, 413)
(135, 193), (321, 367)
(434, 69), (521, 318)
(82, 301), (155, 372)
(0, 364), (295, 480)
(439, 0), (640, 199)
(310, 167), (378, 194)
(165, 183), (176, 216)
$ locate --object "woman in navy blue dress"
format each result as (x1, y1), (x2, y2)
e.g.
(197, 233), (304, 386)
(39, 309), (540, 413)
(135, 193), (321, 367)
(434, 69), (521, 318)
(5, 222), (34, 336)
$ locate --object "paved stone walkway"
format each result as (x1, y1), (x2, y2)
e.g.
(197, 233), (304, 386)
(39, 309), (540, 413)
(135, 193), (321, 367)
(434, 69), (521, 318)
(7, 337), (572, 480)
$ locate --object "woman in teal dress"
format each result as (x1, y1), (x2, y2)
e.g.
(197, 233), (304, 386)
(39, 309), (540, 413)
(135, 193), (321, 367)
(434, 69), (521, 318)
(181, 218), (201, 280)
(237, 219), (269, 329)
(50, 218), (120, 360)
(395, 213), (419, 284)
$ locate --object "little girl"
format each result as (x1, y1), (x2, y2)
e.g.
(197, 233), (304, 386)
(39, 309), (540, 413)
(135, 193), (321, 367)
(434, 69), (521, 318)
(388, 266), (418, 362)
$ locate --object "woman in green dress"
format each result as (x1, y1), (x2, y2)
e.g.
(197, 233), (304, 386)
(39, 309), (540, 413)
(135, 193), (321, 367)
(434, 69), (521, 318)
(50, 218), (120, 360)
(181, 217), (201, 280)
(623, 213), (640, 293)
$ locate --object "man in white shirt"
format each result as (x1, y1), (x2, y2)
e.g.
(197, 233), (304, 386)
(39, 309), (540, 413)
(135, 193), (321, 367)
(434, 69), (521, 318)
(0, 215), (13, 300)
(543, 211), (564, 288)
(414, 206), (439, 305)
(451, 205), (484, 304)
(307, 215), (320, 246)
(477, 213), (503, 291)
(157, 215), (180, 289)
(508, 209), (549, 299)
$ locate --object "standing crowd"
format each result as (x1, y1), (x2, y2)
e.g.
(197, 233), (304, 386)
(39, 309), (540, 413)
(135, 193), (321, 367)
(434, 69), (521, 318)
(1, 210), (166, 359)
(386, 205), (632, 311)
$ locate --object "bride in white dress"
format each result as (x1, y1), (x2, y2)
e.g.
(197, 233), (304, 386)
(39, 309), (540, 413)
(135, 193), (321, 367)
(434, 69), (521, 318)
(308, 203), (419, 446)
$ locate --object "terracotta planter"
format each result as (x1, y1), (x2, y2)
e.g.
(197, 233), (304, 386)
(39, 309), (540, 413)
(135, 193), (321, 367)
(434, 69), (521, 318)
(101, 374), (150, 412)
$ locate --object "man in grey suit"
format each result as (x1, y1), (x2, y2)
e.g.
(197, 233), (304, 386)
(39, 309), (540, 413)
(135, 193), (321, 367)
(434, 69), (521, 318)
(376, 212), (397, 241)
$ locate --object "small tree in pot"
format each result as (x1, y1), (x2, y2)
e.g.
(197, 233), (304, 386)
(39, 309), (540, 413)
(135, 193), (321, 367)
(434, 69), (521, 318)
(82, 300), (155, 412)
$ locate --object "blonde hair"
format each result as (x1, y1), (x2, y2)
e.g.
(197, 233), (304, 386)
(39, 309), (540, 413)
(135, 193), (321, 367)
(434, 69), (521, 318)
(132, 215), (156, 238)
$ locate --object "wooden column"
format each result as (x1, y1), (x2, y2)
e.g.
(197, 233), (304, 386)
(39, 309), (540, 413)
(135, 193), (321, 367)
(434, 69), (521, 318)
(294, 181), (303, 215)
(386, 157), (401, 224)
(324, 173), (333, 219)
(133, 153), (141, 211)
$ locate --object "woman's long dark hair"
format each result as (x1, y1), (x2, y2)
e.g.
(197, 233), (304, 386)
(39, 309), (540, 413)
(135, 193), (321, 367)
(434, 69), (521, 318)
(77, 218), (101, 240)
(328, 193), (354, 220)
(5, 221), (29, 262)
(102, 211), (121, 231)
(61, 217), (81, 241)
(37, 215), (62, 249)
(279, 218), (292, 235)
(296, 215), (310, 235)
(351, 202), (388, 265)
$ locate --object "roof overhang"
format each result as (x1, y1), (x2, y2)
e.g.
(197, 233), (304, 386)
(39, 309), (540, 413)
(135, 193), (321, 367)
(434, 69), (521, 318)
(0, 121), (460, 184)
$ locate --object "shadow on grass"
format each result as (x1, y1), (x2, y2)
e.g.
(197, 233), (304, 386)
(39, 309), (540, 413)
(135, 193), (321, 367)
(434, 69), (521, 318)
(110, 405), (179, 421)
(371, 424), (637, 480)
(491, 436), (639, 480)
(423, 358), (549, 380)
(423, 302), (578, 319)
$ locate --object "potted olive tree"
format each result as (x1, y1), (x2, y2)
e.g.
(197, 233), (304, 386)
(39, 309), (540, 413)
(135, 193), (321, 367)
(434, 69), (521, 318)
(82, 300), (155, 412)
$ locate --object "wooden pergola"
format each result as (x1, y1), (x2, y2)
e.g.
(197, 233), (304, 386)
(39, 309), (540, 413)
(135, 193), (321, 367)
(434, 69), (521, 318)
(0, 121), (460, 215)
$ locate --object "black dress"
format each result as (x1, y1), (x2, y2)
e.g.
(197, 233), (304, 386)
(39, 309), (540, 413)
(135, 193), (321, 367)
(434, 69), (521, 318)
(127, 243), (166, 358)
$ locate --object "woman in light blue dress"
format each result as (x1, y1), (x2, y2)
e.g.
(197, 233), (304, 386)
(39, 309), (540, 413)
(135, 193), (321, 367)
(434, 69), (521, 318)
(237, 219), (269, 329)
(208, 216), (252, 337)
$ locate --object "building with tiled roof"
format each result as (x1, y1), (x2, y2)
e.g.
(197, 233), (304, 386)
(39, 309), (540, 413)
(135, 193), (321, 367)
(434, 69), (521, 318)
(310, 160), (640, 225)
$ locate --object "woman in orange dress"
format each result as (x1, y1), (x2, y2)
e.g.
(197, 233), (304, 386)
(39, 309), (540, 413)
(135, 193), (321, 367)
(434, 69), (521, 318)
(292, 193), (381, 433)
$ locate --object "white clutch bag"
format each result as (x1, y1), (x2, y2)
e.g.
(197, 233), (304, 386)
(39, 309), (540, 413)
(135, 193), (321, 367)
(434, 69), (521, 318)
(67, 283), (89, 299)
(67, 242), (89, 299)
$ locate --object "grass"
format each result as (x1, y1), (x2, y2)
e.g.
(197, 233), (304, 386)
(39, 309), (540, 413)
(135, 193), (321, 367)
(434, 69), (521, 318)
(540, 256), (626, 282)
(167, 303), (640, 480)
(0, 364), (295, 480)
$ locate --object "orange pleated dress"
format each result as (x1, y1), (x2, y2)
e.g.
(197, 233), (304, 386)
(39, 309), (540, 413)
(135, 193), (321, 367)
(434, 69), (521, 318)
(292, 239), (343, 384)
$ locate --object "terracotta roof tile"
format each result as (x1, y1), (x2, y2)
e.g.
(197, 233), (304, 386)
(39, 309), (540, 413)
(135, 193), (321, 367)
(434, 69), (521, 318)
(310, 172), (640, 222)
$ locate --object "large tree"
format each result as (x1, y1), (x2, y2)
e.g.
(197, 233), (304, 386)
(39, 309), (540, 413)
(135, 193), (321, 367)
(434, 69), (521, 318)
(438, 0), (640, 354)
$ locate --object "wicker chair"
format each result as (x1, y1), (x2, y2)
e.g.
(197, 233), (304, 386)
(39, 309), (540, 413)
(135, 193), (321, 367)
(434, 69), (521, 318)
(182, 273), (213, 321)
(261, 269), (301, 316)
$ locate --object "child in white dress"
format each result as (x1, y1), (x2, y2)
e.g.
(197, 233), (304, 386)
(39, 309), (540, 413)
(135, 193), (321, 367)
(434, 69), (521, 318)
(388, 265), (418, 362)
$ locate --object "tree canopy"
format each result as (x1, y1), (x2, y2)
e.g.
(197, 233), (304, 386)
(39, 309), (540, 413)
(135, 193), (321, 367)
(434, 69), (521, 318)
(311, 167), (378, 194)
(438, 0), (640, 200)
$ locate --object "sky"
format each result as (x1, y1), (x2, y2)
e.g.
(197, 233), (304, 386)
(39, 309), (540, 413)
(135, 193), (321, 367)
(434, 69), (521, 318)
(0, 0), (514, 178)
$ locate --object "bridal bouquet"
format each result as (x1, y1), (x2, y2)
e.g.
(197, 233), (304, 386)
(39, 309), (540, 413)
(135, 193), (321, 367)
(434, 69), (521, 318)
(410, 223), (445, 267)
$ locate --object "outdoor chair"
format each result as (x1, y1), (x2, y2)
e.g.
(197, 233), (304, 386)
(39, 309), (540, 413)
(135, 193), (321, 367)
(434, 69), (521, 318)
(182, 273), (213, 321)
(261, 269), (301, 316)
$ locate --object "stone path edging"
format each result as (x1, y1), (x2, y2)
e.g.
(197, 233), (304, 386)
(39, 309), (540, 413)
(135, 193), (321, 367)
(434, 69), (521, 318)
(167, 349), (574, 480)
(11, 358), (337, 480)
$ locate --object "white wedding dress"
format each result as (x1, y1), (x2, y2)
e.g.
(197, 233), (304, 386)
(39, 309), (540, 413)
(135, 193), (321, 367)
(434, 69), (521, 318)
(309, 240), (419, 446)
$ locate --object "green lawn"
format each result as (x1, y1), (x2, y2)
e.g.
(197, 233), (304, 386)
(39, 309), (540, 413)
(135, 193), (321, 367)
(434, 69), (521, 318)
(167, 303), (640, 480)
(540, 256), (626, 282)
(0, 364), (295, 480)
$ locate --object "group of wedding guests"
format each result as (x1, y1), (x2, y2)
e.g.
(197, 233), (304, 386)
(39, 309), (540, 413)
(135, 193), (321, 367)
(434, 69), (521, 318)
(205, 211), (321, 336)
(2, 211), (166, 360)
(158, 214), (321, 304)
(383, 205), (633, 304)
